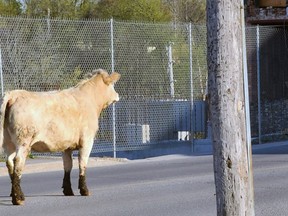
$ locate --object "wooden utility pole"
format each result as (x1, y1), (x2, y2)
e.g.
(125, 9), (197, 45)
(206, 1), (255, 215)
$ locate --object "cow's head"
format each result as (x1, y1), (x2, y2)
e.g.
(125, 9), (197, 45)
(95, 70), (121, 109)
(104, 72), (121, 103)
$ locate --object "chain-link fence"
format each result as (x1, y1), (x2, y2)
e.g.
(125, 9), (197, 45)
(0, 17), (208, 158)
(246, 25), (288, 143)
(1, 17), (288, 159)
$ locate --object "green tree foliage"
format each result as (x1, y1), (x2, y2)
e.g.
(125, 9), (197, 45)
(95, 0), (172, 22)
(0, 17), (69, 91)
(165, 0), (206, 24)
(0, 0), (206, 24)
(0, 0), (22, 16)
(23, 0), (98, 19)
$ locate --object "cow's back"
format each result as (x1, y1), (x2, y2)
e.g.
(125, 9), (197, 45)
(3, 89), (87, 152)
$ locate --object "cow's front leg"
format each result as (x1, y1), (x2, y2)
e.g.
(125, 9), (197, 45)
(62, 150), (74, 196)
(11, 172), (24, 205)
(79, 174), (89, 196)
(78, 146), (92, 196)
(11, 147), (28, 205)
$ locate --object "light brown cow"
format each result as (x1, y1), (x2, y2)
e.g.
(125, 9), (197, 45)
(0, 69), (120, 205)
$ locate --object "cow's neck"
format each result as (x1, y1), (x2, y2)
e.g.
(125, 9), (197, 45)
(77, 81), (108, 118)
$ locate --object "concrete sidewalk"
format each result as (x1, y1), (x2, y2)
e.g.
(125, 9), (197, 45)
(0, 157), (127, 176)
(1, 140), (288, 176)
(194, 140), (288, 155)
(252, 140), (288, 154)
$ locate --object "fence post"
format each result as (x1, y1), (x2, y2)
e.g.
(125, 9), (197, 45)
(188, 23), (194, 152)
(0, 48), (4, 97)
(110, 18), (117, 158)
(256, 25), (261, 144)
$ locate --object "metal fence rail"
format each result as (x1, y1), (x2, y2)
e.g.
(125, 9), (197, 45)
(0, 17), (208, 157)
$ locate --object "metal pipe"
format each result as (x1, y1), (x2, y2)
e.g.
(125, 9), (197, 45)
(188, 23), (194, 152)
(256, 25), (261, 144)
(241, 2), (255, 215)
(110, 18), (117, 158)
(242, 1), (252, 167)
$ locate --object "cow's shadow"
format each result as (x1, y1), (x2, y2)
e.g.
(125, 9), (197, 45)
(0, 194), (74, 206)
(0, 197), (11, 206)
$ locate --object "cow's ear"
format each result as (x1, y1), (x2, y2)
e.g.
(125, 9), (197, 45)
(103, 72), (120, 85)
(110, 72), (121, 83)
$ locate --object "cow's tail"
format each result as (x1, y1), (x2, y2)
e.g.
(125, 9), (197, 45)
(0, 92), (10, 156)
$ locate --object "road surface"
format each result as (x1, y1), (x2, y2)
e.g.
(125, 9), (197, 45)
(0, 142), (288, 215)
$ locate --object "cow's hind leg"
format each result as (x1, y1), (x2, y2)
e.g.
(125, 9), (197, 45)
(6, 151), (16, 197)
(62, 150), (74, 196)
(6, 153), (16, 197)
(11, 146), (29, 205)
(78, 146), (92, 196)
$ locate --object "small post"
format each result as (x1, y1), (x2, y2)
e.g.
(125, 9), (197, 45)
(167, 42), (174, 98)
(47, 8), (51, 35)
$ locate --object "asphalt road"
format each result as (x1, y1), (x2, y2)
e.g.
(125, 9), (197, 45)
(1, 143), (288, 215)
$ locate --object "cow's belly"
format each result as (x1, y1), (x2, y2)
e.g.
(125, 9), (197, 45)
(31, 140), (79, 152)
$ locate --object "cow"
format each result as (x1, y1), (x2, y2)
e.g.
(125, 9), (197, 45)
(0, 69), (121, 205)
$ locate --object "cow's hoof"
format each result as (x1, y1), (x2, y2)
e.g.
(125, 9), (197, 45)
(63, 188), (74, 196)
(80, 189), (90, 196)
(12, 198), (24, 205)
